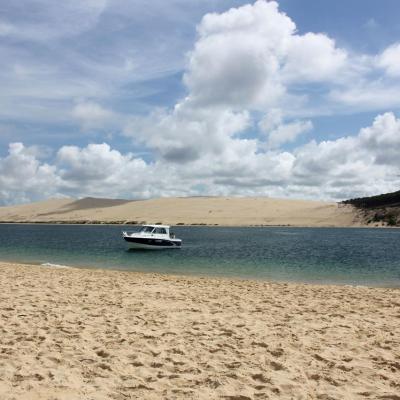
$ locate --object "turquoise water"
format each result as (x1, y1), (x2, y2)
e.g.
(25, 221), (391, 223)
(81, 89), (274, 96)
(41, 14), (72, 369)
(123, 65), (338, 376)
(0, 224), (399, 287)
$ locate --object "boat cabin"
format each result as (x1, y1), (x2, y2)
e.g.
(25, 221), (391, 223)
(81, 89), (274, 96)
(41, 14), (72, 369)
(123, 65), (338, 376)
(137, 225), (175, 238)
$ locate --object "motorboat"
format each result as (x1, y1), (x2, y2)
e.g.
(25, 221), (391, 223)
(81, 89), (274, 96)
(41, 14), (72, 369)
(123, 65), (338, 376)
(122, 225), (182, 249)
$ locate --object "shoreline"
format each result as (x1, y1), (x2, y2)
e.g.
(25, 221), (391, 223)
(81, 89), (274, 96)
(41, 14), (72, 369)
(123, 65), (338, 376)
(0, 221), (397, 229)
(2, 258), (400, 289)
(0, 261), (399, 399)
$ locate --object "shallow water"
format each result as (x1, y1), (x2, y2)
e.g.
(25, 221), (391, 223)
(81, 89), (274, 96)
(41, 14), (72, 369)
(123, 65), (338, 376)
(0, 224), (399, 287)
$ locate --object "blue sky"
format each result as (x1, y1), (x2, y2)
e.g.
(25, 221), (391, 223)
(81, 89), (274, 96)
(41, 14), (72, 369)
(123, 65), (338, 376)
(1, 0), (400, 204)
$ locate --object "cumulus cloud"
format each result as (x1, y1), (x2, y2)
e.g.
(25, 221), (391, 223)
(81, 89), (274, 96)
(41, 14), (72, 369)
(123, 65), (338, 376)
(0, 142), (174, 204)
(0, 143), (59, 205)
(268, 120), (313, 149)
(124, 0), (348, 165)
(377, 43), (400, 77)
(184, 1), (292, 108)
(291, 112), (400, 198)
(283, 33), (347, 83)
(259, 109), (313, 148)
(183, 0), (348, 110)
(124, 0), (399, 167)
(56, 143), (157, 198)
(61, 111), (400, 200)
(1, 112), (400, 205)
(126, 105), (251, 163)
(358, 112), (400, 165)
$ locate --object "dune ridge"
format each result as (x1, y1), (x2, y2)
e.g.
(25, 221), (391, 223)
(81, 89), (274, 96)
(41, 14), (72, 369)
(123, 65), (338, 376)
(0, 262), (399, 399)
(0, 196), (361, 227)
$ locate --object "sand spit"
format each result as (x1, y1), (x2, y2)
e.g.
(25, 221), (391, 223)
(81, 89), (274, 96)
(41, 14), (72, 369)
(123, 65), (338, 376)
(0, 262), (399, 399)
(0, 196), (360, 227)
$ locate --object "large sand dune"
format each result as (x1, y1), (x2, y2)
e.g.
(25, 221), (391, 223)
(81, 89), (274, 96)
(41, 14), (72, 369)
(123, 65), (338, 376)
(0, 197), (360, 227)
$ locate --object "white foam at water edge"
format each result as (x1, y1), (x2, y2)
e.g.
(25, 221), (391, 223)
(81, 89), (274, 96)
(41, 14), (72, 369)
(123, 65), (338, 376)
(40, 262), (72, 269)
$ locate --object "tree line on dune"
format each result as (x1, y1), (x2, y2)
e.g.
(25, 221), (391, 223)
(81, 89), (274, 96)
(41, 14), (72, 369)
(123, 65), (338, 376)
(341, 190), (400, 226)
(341, 190), (400, 208)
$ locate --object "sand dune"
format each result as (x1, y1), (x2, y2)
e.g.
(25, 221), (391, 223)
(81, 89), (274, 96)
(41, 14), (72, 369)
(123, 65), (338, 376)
(0, 262), (399, 399)
(0, 196), (361, 227)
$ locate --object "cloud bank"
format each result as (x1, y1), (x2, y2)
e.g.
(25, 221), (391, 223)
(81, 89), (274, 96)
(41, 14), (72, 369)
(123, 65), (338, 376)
(1, 111), (400, 205)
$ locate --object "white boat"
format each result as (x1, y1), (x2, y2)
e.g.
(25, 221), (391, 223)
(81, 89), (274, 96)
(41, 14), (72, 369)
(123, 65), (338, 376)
(122, 225), (182, 249)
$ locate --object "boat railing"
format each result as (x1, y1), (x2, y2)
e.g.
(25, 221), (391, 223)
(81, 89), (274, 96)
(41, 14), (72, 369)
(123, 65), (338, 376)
(123, 230), (169, 237)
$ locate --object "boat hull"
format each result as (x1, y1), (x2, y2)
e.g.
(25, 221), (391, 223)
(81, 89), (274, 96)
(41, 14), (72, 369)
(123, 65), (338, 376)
(123, 235), (182, 250)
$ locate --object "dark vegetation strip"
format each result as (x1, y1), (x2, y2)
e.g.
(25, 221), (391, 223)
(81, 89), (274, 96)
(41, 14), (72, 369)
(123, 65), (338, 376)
(342, 190), (400, 226)
(341, 190), (400, 209)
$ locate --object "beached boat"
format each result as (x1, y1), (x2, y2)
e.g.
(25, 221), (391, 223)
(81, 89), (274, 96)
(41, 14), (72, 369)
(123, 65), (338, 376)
(122, 225), (182, 249)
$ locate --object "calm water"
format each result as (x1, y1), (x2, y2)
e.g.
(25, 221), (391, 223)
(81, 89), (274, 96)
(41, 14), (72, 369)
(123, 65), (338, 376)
(0, 224), (399, 287)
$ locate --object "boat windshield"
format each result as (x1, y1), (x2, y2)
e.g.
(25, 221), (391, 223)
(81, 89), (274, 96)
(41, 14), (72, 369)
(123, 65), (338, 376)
(140, 226), (155, 233)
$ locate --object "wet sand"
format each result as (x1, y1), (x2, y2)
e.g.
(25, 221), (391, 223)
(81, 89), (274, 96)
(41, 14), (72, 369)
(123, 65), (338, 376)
(0, 262), (399, 399)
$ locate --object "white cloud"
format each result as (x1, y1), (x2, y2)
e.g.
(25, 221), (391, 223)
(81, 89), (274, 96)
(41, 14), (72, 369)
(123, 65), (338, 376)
(258, 108), (283, 132)
(185, 0), (292, 109)
(179, 0), (400, 123)
(183, 0), (350, 111)
(72, 101), (116, 131)
(124, 0), (348, 164)
(259, 109), (313, 148)
(62, 112), (400, 200)
(358, 112), (400, 165)
(282, 33), (347, 83)
(267, 120), (313, 149)
(329, 82), (400, 111)
(377, 43), (400, 77)
(1, 112), (400, 205)
(56, 143), (154, 197)
(126, 105), (251, 163)
(291, 112), (400, 198)
(0, 143), (59, 205)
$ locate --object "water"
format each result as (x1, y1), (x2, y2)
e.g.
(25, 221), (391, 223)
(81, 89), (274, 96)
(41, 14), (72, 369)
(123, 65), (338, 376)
(0, 224), (399, 287)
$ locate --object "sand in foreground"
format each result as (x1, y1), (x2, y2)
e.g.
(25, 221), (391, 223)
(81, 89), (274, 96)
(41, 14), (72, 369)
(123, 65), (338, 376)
(0, 263), (399, 400)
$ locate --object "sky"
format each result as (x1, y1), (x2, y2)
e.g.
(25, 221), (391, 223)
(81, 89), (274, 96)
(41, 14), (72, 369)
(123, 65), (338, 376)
(1, 0), (400, 205)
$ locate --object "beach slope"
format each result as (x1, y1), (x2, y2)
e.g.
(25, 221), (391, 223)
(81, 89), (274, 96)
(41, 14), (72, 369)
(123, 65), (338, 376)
(0, 262), (399, 399)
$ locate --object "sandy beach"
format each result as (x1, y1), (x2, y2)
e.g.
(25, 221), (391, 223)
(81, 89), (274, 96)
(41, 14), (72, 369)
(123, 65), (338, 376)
(0, 262), (399, 399)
